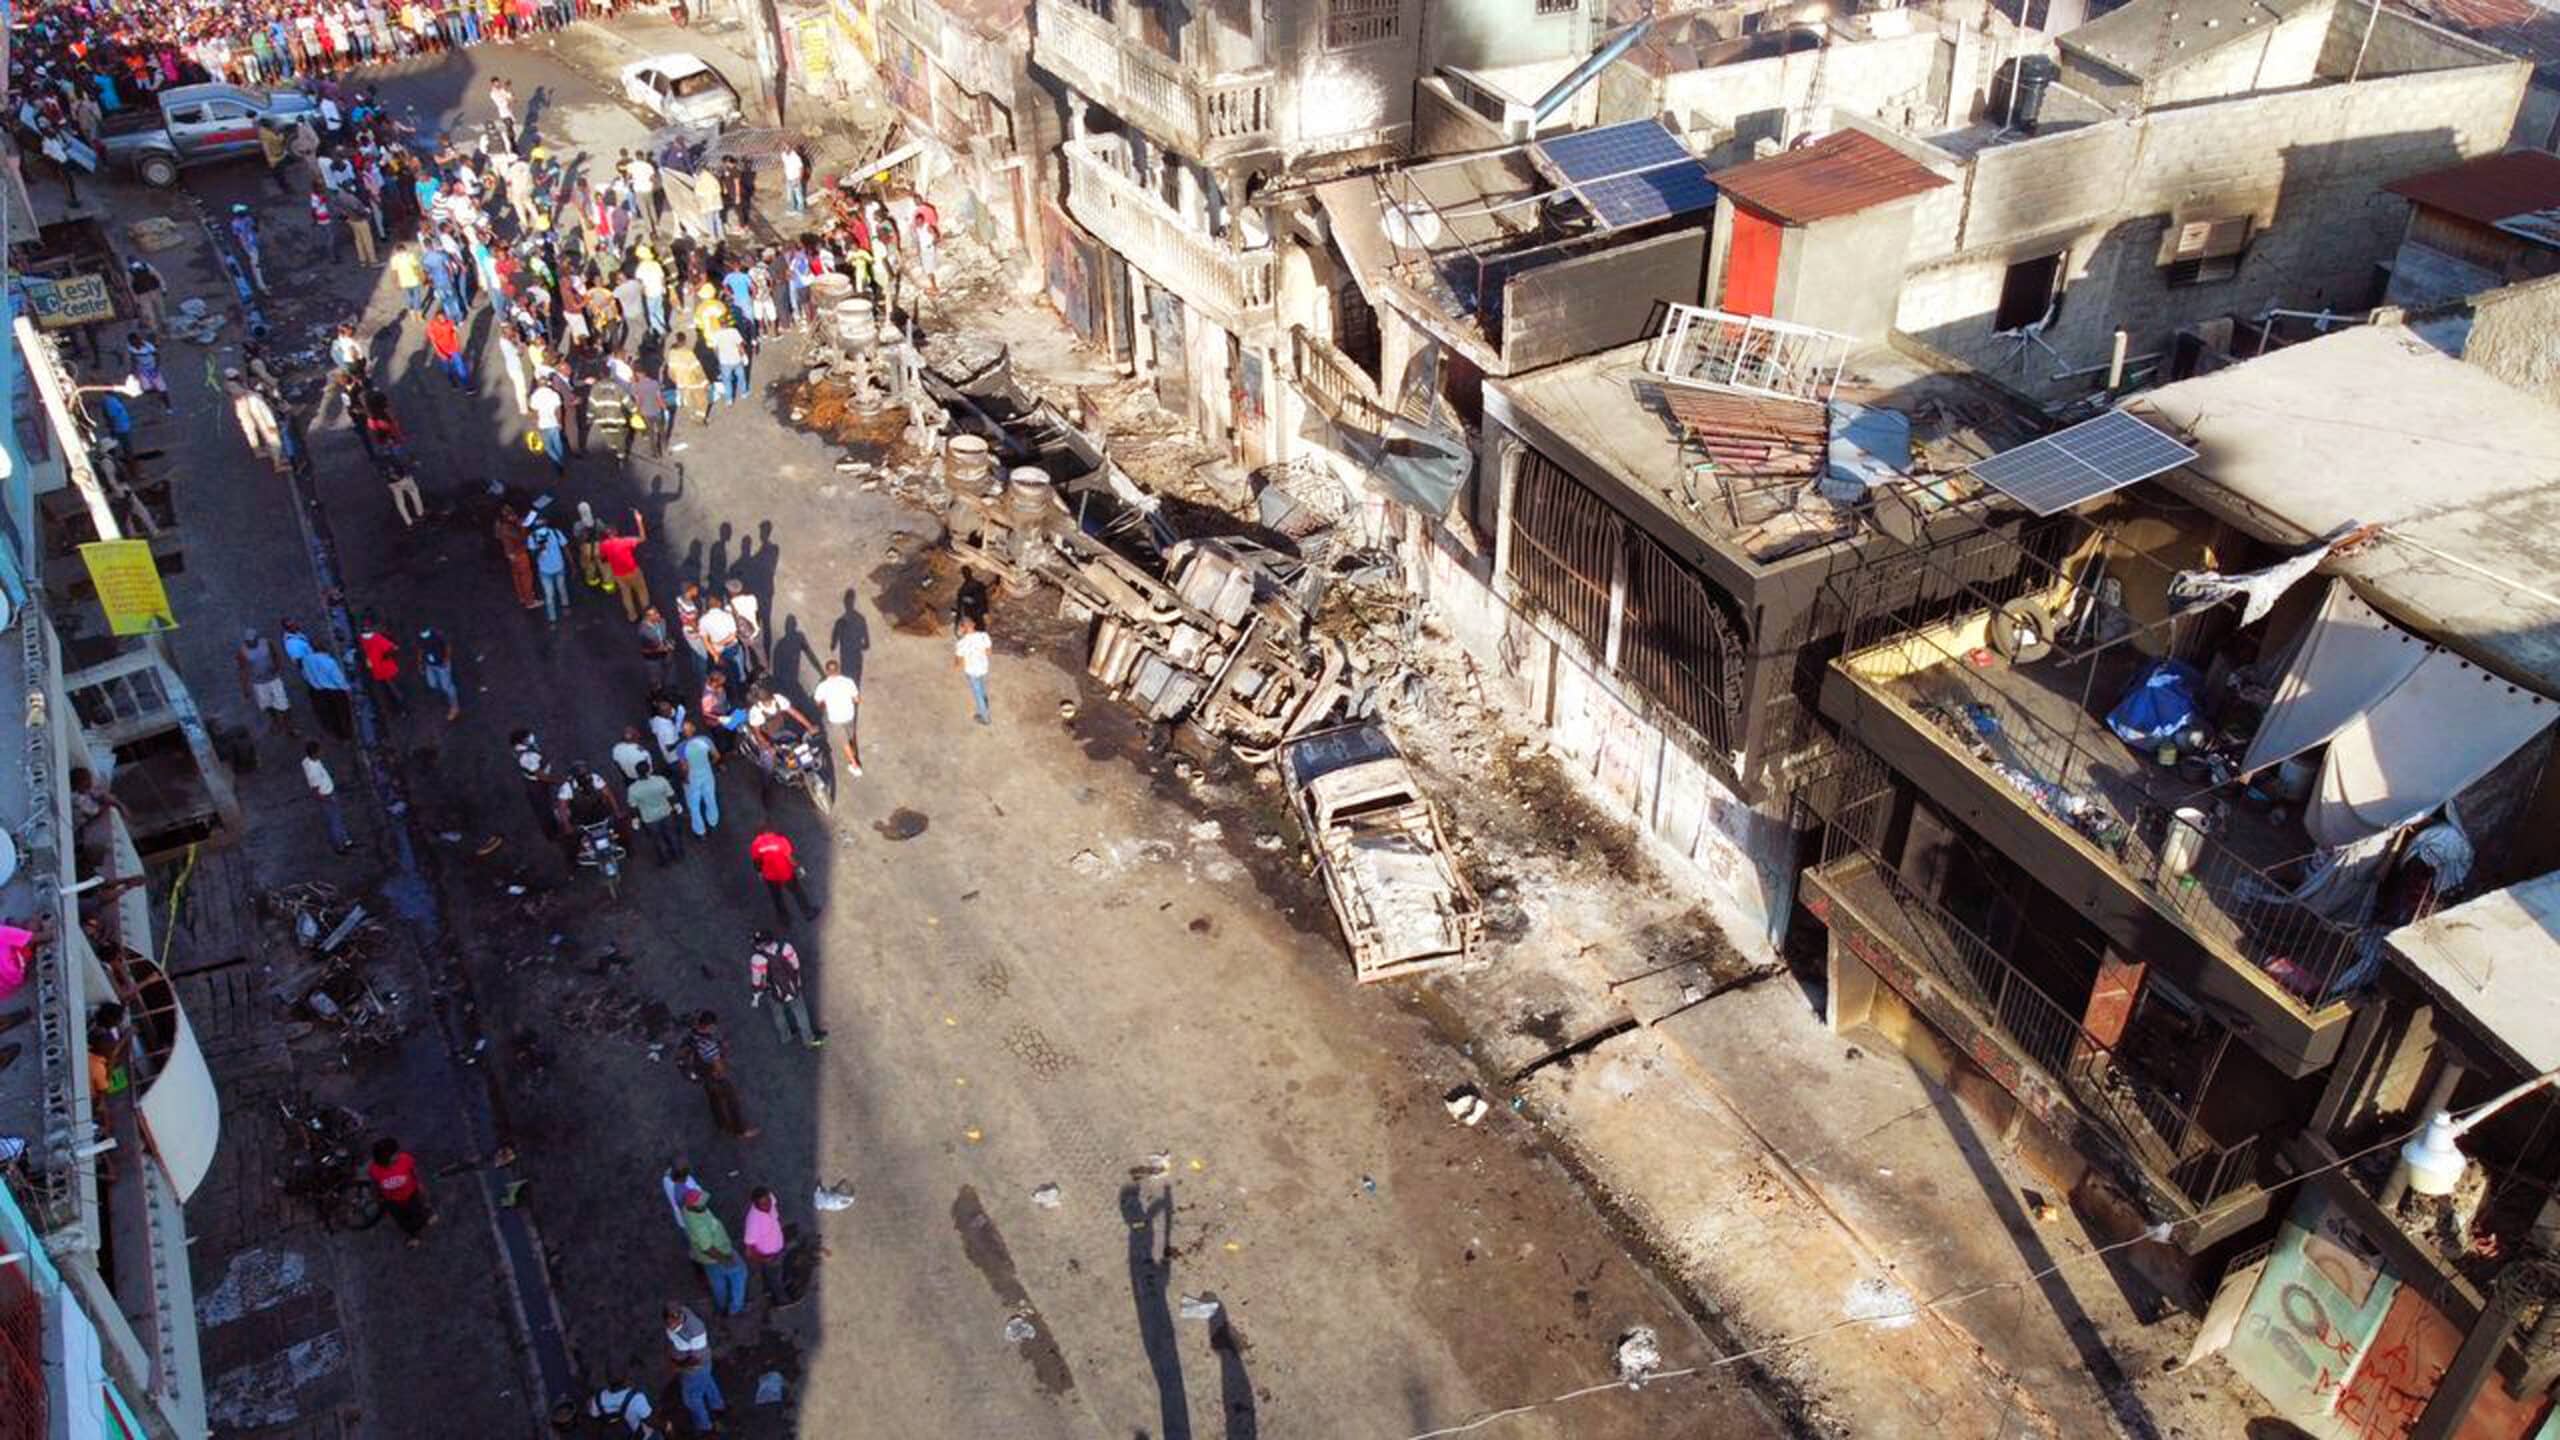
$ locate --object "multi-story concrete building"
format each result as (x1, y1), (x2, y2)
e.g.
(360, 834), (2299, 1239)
(1693, 0), (2531, 404)
(4, 319), (223, 1440)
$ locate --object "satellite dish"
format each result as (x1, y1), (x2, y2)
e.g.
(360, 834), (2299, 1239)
(1381, 201), (1444, 250)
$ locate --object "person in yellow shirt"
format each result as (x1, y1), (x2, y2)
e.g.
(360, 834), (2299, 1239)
(691, 283), (729, 338)
(664, 335), (712, 423)
(389, 243), (428, 315)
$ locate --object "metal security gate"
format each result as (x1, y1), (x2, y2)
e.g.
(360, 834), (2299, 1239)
(1507, 450), (1617, 652)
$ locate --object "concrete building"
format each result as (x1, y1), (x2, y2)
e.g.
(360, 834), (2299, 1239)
(2381, 146), (2560, 303)
(1693, 0), (2532, 406)
(1030, 0), (1424, 463)
(1797, 320), (2560, 1334)
(870, 0), (1052, 261)
(2391, 0), (2560, 148)
(4, 320), (223, 1438)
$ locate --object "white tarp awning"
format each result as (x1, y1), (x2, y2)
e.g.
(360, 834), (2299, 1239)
(2307, 642), (2556, 846)
(2241, 582), (2427, 775)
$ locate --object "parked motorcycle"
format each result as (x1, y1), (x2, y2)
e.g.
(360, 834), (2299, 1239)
(576, 818), (628, 898)
(274, 1093), (382, 1231)
(769, 728), (833, 816)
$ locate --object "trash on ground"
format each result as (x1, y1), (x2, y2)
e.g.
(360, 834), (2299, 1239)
(754, 1371), (785, 1404)
(1003, 1314), (1037, 1343)
(1030, 1183), (1062, 1209)
(1444, 1087), (1491, 1126)
(1615, 1327), (1663, 1387)
(1068, 849), (1106, 877)
(1178, 1293), (1223, 1321)
(814, 1181), (857, 1211)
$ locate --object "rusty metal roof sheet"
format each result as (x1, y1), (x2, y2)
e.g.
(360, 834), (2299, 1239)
(2390, 0), (2560, 77)
(2383, 149), (2560, 225)
(1707, 131), (1949, 226)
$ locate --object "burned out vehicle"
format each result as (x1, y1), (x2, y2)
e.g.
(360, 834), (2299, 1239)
(1280, 725), (1482, 981)
(923, 346), (1350, 761)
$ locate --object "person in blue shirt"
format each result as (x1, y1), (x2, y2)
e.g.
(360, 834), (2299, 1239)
(280, 620), (356, 739)
(721, 265), (755, 346)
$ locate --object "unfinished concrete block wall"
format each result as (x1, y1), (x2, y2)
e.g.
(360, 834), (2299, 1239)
(2315, 0), (2511, 80)
(1595, 33), (1943, 164)
(1423, 0), (1594, 71)
(2137, 1), (2337, 107)
(1275, 0), (1425, 151)
(2464, 273), (2560, 409)
(1893, 57), (2529, 400)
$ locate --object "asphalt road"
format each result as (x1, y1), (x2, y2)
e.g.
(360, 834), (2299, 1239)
(137, 28), (1789, 1439)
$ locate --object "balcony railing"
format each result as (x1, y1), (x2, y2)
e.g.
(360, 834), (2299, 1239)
(1034, 0), (1275, 159)
(1811, 847), (2256, 1207)
(1291, 325), (1390, 428)
(1063, 138), (1275, 334)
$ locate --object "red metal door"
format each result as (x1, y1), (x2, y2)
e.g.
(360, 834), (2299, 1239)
(1722, 205), (1783, 317)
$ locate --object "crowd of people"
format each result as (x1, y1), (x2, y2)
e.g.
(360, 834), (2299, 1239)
(69, 37), (976, 1431)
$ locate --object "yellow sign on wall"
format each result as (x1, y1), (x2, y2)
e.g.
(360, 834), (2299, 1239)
(80, 540), (177, 635)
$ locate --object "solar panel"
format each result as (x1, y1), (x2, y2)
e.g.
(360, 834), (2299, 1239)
(1534, 120), (1693, 185)
(1969, 410), (2197, 516)
(1576, 162), (1720, 228)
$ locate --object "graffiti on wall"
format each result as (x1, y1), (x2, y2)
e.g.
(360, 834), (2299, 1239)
(2228, 1186), (2551, 1439)
(2228, 1187), (2402, 1425)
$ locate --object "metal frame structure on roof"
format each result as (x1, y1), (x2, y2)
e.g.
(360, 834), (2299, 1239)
(1966, 409), (2197, 516)
(1643, 303), (1853, 404)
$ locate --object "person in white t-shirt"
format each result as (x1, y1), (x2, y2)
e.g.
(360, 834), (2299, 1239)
(812, 658), (862, 774)
(697, 602), (743, 684)
(953, 615), (992, 727)
(528, 383), (566, 471)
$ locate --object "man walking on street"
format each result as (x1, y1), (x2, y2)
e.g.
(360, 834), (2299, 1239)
(682, 721), (721, 836)
(367, 1137), (434, 1247)
(812, 659), (861, 776)
(418, 628), (462, 721)
(749, 826), (818, 927)
(748, 930), (822, 1048)
(357, 615), (408, 716)
(237, 628), (299, 737)
(680, 1188), (749, 1316)
(302, 742), (355, 853)
(678, 1010), (758, 1139)
(628, 760), (683, 864)
(283, 622), (357, 740)
(527, 511), (572, 623)
(955, 614), (993, 726)
(586, 1368), (660, 1437)
(599, 513), (651, 622)
(663, 1303), (724, 1434)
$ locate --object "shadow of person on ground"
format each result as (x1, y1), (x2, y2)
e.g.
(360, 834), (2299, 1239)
(1122, 1181), (1190, 1440)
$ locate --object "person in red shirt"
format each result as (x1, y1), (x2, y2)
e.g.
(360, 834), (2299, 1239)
(368, 1137), (434, 1247)
(424, 308), (470, 390)
(598, 510), (650, 623)
(357, 613), (408, 716)
(749, 827), (818, 927)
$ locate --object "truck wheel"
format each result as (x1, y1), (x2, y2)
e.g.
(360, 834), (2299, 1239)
(139, 155), (179, 188)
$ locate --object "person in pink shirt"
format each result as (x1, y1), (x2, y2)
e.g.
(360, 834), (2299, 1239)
(742, 1187), (798, 1307)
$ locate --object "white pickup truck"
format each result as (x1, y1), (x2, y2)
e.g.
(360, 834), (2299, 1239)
(1280, 724), (1482, 982)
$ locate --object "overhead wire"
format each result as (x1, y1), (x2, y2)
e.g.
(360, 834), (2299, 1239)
(1395, 1100), (2500, 1440)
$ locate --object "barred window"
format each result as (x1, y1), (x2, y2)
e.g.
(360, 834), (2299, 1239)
(1535, 0), (1576, 14)
(1326, 0), (1401, 48)
(1620, 533), (1746, 758)
(1507, 449), (1616, 654)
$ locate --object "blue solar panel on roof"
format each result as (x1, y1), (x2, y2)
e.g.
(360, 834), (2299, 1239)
(1969, 410), (2196, 516)
(1576, 162), (1719, 228)
(1535, 120), (1693, 184)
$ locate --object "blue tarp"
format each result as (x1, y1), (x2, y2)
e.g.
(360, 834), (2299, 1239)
(2106, 659), (2203, 748)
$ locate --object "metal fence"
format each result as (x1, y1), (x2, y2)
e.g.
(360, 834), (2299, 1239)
(1508, 450), (1619, 656)
(1620, 530), (1746, 758)
(1813, 790), (2258, 1206)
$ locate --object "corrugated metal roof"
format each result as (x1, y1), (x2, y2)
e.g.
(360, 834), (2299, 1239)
(2391, 0), (2560, 77)
(1707, 131), (1949, 225)
(2384, 149), (2560, 225)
